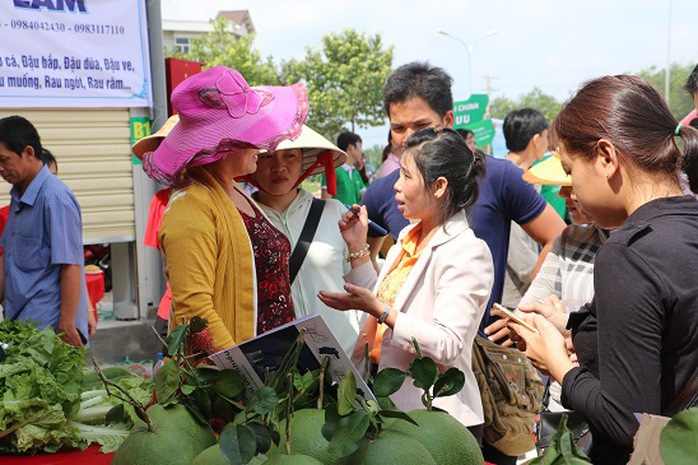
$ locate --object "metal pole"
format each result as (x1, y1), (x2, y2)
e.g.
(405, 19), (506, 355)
(147, 0), (168, 129)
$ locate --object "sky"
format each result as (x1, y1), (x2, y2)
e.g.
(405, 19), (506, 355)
(162, 0), (696, 150)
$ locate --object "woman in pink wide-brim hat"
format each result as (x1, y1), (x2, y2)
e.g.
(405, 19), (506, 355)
(141, 66), (308, 350)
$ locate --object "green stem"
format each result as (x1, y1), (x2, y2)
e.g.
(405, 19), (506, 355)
(285, 373), (293, 455)
(317, 356), (330, 410)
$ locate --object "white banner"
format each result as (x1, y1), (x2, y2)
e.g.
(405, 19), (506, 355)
(0, 0), (152, 108)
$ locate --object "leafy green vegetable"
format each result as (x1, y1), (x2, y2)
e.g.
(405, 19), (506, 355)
(0, 320), (151, 454)
(0, 320), (86, 453)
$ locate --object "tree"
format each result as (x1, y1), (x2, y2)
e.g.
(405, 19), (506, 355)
(489, 87), (561, 122)
(364, 143), (385, 173)
(635, 63), (695, 120)
(171, 17), (279, 86)
(280, 29), (393, 138)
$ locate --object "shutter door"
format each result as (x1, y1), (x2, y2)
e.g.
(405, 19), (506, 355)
(0, 109), (135, 243)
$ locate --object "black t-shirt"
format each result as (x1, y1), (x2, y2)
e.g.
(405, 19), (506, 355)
(563, 196), (698, 465)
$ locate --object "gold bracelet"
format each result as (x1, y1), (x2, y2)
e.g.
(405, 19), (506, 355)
(346, 244), (370, 262)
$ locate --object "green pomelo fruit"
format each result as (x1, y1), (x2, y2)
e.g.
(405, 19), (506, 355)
(347, 430), (437, 465)
(112, 404), (216, 465)
(267, 409), (348, 465)
(387, 409), (484, 465)
(190, 444), (269, 465)
(265, 454), (324, 465)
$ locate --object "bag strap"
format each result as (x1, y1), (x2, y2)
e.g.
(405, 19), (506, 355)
(663, 371), (698, 416)
(289, 197), (325, 284)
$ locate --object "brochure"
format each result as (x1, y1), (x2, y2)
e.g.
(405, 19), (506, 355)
(209, 314), (375, 402)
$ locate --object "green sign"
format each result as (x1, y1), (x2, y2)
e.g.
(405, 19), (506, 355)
(453, 94), (489, 128)
(129, 116), (152, 165)
(464, 118), (496, 147)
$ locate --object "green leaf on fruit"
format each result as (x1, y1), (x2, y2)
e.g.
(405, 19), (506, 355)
(192, 387), (213, 419)
(236, 425), (258, 463)
(246, 421), (273, 454)
(220, 424), (244, 465)
(379, 409), (419, 427)
(180, 384), (196, 395)
(337, 371), (357, 416)
(250, 386), (277, 415)
(328, 410), (370, 457)
(372, 367), (406, 397)
(660, 409), (698, 465)
(409, 357), (438, 390)
(322, 403), (340, 441)
(212, 370), (245, 399)
(433, 367), (465, 398)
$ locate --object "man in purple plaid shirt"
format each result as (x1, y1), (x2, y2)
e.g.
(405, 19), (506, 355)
(0, 116), (87, 346)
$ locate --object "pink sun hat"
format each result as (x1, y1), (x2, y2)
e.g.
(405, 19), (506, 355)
(142, 66), (308, 185)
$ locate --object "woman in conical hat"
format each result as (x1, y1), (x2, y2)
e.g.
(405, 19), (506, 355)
(246, 125), (362, 355)
(140, 66), (308, 349)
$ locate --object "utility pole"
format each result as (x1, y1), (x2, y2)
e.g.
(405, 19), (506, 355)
(483, 74), (498, 118)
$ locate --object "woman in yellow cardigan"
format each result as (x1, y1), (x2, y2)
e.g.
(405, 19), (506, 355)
(140, 66), (308, 350)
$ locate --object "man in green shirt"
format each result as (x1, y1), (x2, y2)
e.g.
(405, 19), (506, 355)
(321, 131), (367, 204)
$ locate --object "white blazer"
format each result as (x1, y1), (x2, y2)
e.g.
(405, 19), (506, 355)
(347, 211), (493, 427)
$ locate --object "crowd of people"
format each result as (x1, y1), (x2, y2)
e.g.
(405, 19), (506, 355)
(0, 60), (696, 465)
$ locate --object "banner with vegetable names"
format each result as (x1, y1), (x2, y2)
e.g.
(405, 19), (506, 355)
(0, 0), (152, 108)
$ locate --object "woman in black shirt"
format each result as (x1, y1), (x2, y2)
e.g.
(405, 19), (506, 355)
(509, 75), (698, 464)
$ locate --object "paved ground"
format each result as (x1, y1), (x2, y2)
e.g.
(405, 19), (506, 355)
(88, 292), (162, 365)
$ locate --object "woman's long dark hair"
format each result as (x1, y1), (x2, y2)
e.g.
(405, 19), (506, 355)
(404, 127), (485, 224)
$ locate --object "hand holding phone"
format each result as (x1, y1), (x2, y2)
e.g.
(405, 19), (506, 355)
(493, 303), (540, 335)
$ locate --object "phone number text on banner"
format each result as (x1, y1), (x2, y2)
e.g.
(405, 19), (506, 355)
(0, 0), (152, 108)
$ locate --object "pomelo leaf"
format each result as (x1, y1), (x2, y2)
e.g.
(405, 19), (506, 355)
(337, 371), (357, 416)
(167, 325), (187, 357)
(192, 387), (213, 419)
(220, 424), (244, 465)
(433, 367), (465, 398)
(373, 368), (406, 397)
(250, 387), (277, 415)
(409, 357), (438, 390)
(328, 410), (370, 457)
(196, 364), (224, 383)
(212, 370), (245, 399)
(322, 403), (340, 441)
(236, 425), (258, 463)
(180, 384), (196, 395)
(379, 409), (419, 427)
(155, 360), (182, 405)
(660, 408), (698, 464)
(246, 421), (272, 454)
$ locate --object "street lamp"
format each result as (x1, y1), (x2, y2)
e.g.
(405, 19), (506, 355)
(438, 29), (500, 97)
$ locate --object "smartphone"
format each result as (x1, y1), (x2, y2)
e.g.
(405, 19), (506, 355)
(492, 303), (539, 334)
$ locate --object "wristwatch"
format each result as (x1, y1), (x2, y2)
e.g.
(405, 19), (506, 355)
(377, 305), (391, 324)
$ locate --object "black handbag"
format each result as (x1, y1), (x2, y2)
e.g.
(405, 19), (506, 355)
(534, 379), (591, 454)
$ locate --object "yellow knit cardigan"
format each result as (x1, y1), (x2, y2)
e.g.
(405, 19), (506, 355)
(159, 169), (256, 350)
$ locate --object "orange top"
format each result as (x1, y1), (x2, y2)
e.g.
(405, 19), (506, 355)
(370, 223), (425, 364)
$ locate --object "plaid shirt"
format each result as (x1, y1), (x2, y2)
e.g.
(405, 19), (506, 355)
(521, 224), (608, 313)
(0, 166), (87, 340)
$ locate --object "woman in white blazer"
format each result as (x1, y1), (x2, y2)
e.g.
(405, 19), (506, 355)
(318, 127), (494, 428)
